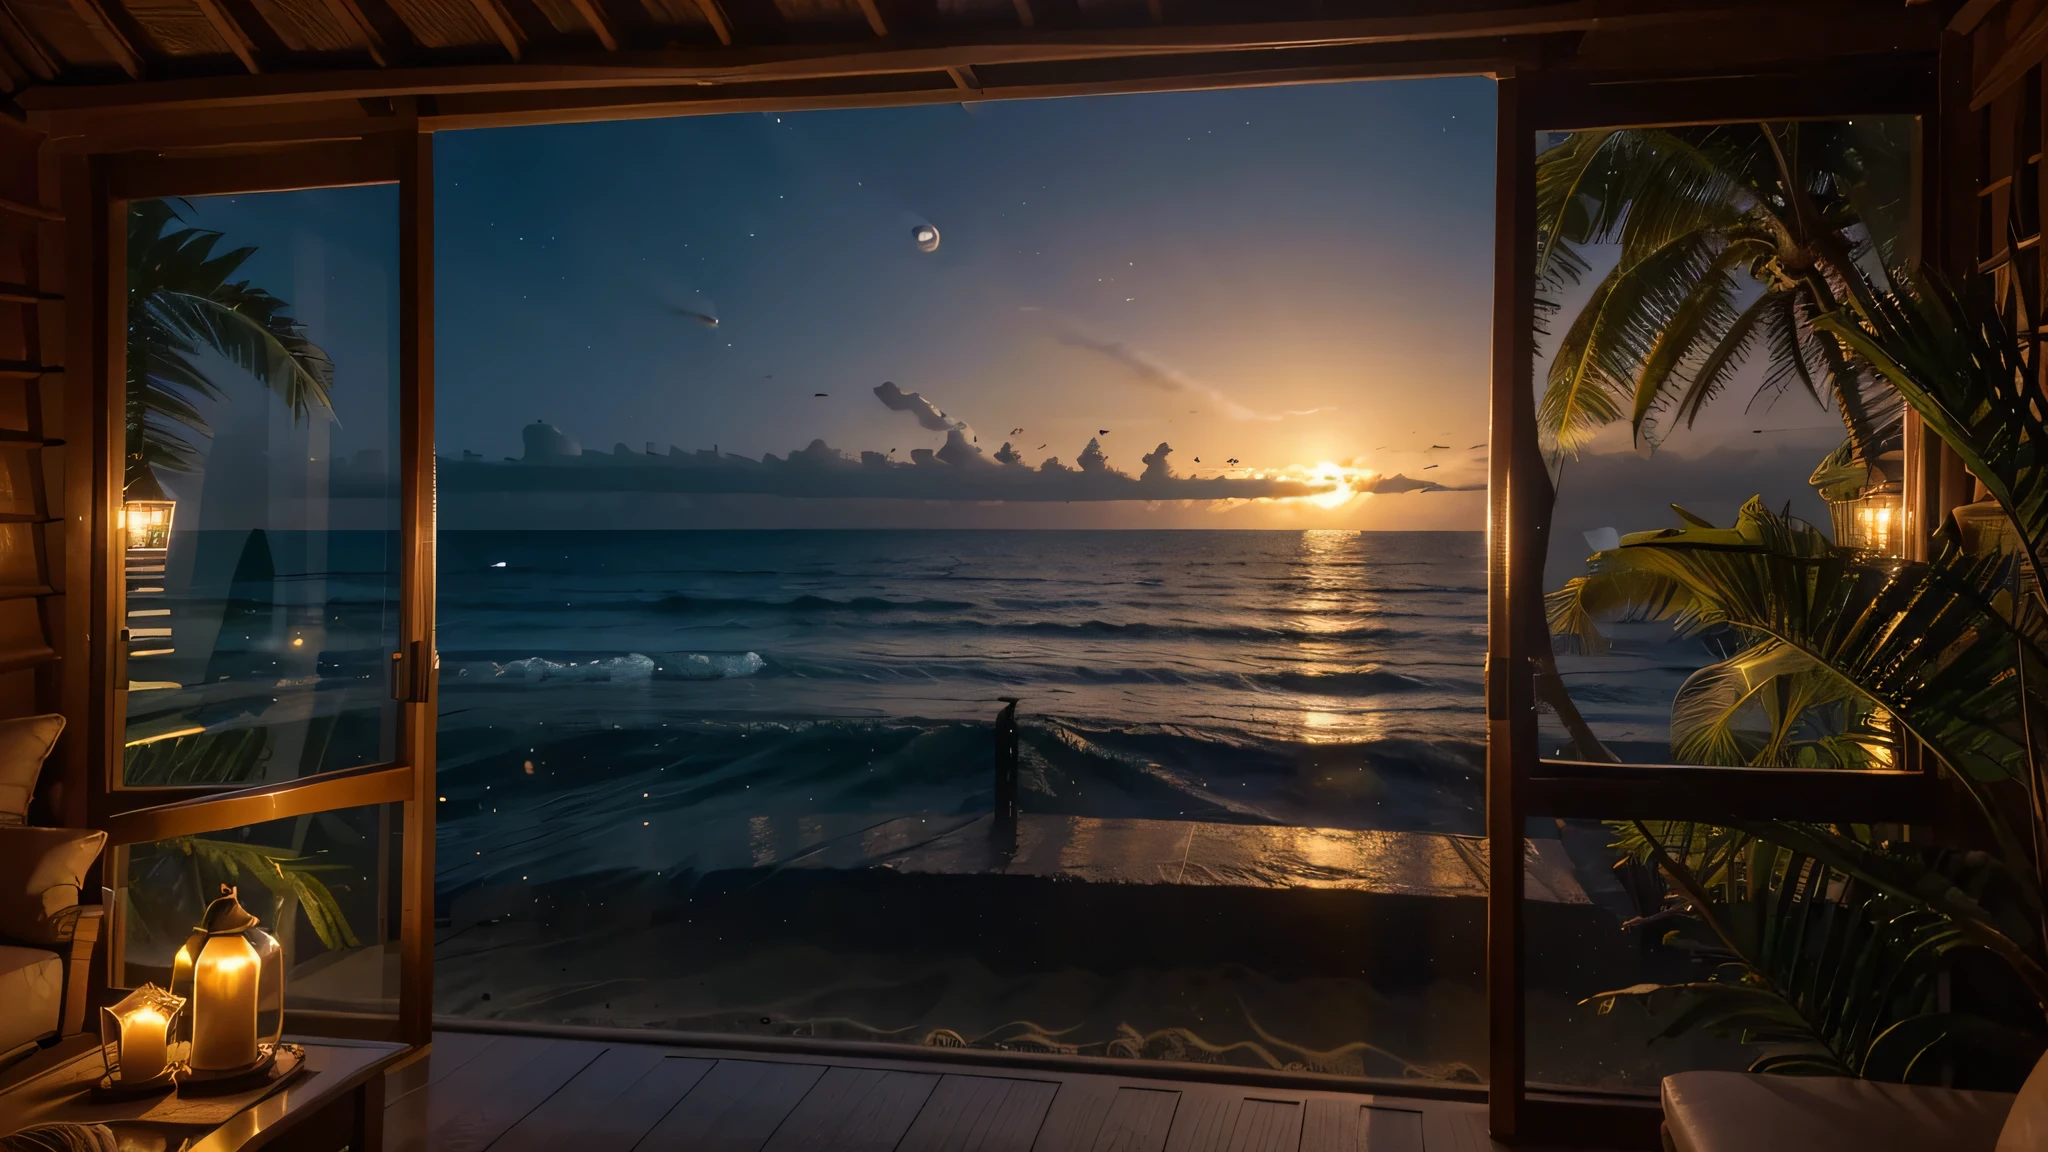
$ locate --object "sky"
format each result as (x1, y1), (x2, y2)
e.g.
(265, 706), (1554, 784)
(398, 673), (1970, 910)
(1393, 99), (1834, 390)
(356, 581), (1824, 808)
(429, 78), (1498, 529)
(153, 75), (1855, 541)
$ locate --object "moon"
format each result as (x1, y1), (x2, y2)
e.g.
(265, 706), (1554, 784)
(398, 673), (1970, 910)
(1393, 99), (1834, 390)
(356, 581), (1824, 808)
(912, 224), (941, 253)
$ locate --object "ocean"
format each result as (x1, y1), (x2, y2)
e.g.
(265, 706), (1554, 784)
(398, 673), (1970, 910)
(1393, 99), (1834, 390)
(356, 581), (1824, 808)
(432, 528), (1491, 870)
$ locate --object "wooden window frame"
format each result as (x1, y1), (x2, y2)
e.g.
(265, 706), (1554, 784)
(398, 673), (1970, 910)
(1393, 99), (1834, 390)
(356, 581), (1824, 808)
(67, 124), (437, 1047)
(1489, 62), (1943, 1147)
(36, 46), (1949, 1143)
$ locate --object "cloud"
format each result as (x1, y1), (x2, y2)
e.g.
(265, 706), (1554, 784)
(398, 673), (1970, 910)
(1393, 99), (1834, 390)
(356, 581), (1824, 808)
(438, 434), (1343, 504)
(1054, 332), (1326, 422)
(873, 381), (973, 437)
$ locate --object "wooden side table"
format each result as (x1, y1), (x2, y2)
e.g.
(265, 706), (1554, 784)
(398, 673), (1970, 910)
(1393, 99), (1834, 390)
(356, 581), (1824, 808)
(0, 1037), (408, 1152)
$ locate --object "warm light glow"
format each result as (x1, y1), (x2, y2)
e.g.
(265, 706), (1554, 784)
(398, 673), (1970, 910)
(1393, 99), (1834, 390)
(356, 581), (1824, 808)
(191, 935), (260, 1071)
(123, 499), (175, 551)
(125, 726), (205, 748)
(102, 982), (184, 1085)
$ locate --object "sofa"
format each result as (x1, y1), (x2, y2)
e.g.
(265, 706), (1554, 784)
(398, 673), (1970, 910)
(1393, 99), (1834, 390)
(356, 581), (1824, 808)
(1663, 1048), (2048, 1152)
(0, 716), (103, 1067)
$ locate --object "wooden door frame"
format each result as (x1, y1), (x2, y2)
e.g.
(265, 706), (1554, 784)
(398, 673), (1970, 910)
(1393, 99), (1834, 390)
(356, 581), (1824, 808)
(66, 124), (438, 1047)
(1486, 58), (1945, 1147)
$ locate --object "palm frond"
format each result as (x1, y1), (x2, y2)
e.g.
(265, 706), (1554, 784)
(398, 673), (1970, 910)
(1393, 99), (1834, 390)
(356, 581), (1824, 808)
(1813, 273), (2048, 599)
(1589, 823), (1982, 1080)
(168, 836), (361, 951)
(1615, 497), (2038, 786)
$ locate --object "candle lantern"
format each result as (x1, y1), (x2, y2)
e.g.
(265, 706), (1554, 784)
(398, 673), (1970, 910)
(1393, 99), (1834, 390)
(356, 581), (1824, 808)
(98, 984), (184, 1092)
(1826, 481), (1905, 558)
(171, 886), (284, 1080)
(123, 466), (176, 553)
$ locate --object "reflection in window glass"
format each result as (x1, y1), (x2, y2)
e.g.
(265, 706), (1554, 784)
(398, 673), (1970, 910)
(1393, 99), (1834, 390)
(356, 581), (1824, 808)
(122, 189), (402, 784)
(1524, 818), (1748, 1092)
(117, 803), (402, 1016)
(435, 81), (1499, 1077)
(1534, 119), (1916, 769)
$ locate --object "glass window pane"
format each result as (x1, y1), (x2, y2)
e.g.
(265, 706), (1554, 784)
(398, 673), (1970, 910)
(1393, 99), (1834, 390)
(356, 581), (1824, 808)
(116, 802), (403, 1017)
(123, 188), (402, 783)
(433, 81), (1495, 1079)
(1524, 817), (1748, 1092)
(1532, 118), (1919, 770)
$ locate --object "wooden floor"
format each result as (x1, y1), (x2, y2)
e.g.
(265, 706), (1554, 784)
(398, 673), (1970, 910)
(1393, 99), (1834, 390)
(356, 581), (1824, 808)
(382, 1030), (1510, 1152)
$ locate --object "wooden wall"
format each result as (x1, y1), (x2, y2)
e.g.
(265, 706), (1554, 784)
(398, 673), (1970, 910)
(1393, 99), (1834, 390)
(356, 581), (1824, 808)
(0, 113), (71, 821)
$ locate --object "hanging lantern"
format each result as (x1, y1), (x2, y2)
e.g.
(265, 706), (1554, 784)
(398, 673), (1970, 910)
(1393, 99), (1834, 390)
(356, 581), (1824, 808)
(123, 466), (176, 552)
(98, 983), (184, 1092)
(1827, 481), (1905, 558)
(171, 886), (284, 1080)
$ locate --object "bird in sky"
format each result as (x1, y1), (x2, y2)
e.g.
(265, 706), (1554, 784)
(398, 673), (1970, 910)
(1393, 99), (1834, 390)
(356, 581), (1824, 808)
(1423, 464), (1440, 470)
(1375, 445), (1389, 450)
(1098, 429), (1110, 435)
(813, 393), (828, 397)
(1010, 427), (1024, 435)
(1226, 458), (1240, 465)
(1037, 444), (1047, 450)
(1193, 457), (1201, 463)
(673, 307), (719, 327)
(1468, 443), (1485, 450)
(1428, 444), (1450, 450)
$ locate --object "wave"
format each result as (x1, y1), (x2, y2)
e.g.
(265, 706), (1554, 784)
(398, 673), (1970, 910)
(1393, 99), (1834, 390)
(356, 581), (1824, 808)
(477, 651), (766, 683)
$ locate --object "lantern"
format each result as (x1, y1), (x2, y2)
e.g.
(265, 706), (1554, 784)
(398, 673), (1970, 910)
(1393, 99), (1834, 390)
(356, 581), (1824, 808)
(123, 467), (176, 552)
(98, 983), (184, 1091)
(1827, 481), (1905, 558)
(171, 886), (284, 1078)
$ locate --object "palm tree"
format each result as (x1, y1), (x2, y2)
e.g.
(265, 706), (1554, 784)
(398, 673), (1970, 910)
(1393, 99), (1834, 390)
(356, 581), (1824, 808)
(1536, 120), (1909, 459)
(126, 199), (335, 491)
(1532, 120), (1913, 763)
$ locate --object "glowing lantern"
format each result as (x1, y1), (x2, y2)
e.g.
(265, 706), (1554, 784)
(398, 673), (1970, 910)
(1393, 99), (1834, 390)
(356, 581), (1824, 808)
(123, 467), (176, 552)
(99, 983), (184, 1090)
(172, 886), (284, 1077)
(1827, 482), (1905, 558)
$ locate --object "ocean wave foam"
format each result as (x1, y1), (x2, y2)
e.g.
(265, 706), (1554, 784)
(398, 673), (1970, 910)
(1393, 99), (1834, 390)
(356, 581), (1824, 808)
(489, 651), (765, 683)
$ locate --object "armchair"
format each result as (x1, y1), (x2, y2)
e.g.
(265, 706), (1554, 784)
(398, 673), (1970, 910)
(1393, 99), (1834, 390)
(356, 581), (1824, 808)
(0, 715), (103, 1067)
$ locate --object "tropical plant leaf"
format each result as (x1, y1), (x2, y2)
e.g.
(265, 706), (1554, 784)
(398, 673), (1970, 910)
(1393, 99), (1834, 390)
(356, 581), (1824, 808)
(1593, 824), (1967, 1079)
(168, 836), (360, 950)
(1613, 497), (2038, 785)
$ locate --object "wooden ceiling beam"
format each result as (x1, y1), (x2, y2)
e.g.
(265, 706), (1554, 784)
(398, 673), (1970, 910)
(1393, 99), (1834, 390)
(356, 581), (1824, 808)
(854, 0), (886, 38)
(1010, 0), (1031, 28)
(467, 0), (526, 59)
(689, 0), (731, 46)
(328, 0), (414, 65)
(16, 0), (1941, 117)
(0, 5), (55, 81)
(0, 5), (58, 81)
(316, 0), (388, 63)
(566, 0), (619, 51)
(189, 0), (264, 72)
(62, 0), (147, 79)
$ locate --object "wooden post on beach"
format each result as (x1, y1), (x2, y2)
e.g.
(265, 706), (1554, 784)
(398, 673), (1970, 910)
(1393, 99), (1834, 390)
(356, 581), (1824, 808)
(992, 697), (1019, 853)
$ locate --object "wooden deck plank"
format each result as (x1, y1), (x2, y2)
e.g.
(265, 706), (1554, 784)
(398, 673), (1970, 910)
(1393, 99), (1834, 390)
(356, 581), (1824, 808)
(1163, 1091), (1301, 1152)
(1419, 1106), (1491, 1152)
(491, 1047), (711, 1152)
(634, 1058), (826, 1152)
(761, 1066), (940, 1152)
(1070, 1087), (1180, 1152)
(429, 1039), (609, 1152)
(1299, 1098), (1356, 1152)
(1359, 1105), (1425, 1151)
(424, 1031), (500, 1085)
(897, 1074), (1059, 1152)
